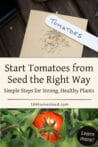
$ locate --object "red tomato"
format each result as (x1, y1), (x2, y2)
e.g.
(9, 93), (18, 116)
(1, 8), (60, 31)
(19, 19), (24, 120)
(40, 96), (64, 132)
(33, 111), (64, 143)
(41, 132), (60, 143)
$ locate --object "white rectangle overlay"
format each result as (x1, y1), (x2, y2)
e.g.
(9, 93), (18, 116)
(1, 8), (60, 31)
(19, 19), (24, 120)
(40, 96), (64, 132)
(0, 58), (98, 108)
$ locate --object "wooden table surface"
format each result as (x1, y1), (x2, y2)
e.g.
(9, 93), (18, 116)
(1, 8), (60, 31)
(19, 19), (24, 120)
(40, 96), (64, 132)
(0, 0), (98, 57)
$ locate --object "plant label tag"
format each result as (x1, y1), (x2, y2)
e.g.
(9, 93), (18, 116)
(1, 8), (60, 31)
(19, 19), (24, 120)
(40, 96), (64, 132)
(45, 15), (98, 52)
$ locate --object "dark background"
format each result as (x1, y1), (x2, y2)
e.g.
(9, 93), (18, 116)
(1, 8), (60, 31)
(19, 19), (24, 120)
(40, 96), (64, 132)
(0, 0), (98, 57)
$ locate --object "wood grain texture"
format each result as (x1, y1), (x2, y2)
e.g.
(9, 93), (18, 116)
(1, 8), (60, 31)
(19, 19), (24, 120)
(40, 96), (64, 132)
(45, 0), (82, 17)
(83, 47), (98, 57)
(75, 0), (98, 56)
(0, 38), (9, 57)
(17, 0), (48, 24)
(0, 14), (25, 56)
(75, 0), (98, 35)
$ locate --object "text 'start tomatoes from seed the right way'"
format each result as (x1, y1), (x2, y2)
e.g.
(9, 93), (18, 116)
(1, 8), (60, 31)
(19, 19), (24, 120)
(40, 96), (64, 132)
(33, 111), (64, 143)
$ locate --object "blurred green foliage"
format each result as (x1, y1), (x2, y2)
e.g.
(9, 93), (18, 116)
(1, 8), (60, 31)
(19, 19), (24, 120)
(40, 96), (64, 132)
(0, 109), (98, 147)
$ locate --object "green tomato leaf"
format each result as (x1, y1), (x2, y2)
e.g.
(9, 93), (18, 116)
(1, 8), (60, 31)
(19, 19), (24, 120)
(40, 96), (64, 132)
(31, 137), (54, 147)
(79, 110), (89, 121)
(0, 140), (7, 147)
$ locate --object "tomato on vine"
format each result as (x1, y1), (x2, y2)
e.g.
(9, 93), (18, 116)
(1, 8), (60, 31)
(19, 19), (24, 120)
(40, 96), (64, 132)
(33, 111), (64, 143)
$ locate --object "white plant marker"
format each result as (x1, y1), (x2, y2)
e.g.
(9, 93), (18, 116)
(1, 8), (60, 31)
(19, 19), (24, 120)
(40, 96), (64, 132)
(45, 15), (98, 52)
